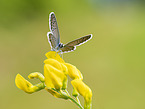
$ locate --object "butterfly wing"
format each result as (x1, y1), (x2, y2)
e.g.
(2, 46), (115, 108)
(60, 34), (92, 53)
(60, 45), (76, 53)
(64, 34), (92, 46)
(49, 12), (60, 47)
(47, 32), (57, 50)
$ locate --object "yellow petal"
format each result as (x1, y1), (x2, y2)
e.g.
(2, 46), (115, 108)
(44, 65), (54, 88)
(15, 74), (38, 94)
(64, 63), (83, 80)
(44, 64), (66, 90)
(44, 58), (63, 71)
(71, 79), (92, 103)
(45, 51), (64, 63)
(61, 63), (68, 75)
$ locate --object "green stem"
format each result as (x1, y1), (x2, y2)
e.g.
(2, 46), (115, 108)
(60, 91), (83, 109)
(76, 96), (81, 105)
(68, 96), (84, 109)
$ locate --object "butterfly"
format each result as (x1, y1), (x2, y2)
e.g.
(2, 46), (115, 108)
(47, 12), (92, 53)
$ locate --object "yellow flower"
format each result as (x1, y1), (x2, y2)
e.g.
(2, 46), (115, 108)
(15, 50), (92, 108)
(44, 63), (67, 90)
(71, 79), (92, 109)
(44, 55), (68, 90)
(44, 51), (83, 90)
(15, 74), (38, 94)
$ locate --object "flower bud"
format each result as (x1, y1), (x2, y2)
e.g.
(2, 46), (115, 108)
(72, 88), (79, 97)
(28, 72), (45, 82)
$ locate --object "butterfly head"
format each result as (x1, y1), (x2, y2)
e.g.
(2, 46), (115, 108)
(58, 43), (63, 48)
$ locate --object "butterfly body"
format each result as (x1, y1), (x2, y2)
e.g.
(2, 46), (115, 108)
(55, 43), (64, 52)
(47, 12), (92, 53)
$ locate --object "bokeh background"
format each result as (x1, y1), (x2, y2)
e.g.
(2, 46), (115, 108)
(0, 0), (145, 109)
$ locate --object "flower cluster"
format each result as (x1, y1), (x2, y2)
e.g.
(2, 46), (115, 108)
(15, 51), (92, 109)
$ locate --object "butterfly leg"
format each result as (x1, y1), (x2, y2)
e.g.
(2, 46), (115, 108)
(58, 52), (63, 59)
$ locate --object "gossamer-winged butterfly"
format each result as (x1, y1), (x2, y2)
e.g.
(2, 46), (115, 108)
(47, 12), (92, 53)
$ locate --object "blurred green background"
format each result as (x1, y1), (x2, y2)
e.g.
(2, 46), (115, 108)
(0, 0), (145, 109)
